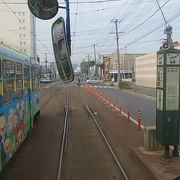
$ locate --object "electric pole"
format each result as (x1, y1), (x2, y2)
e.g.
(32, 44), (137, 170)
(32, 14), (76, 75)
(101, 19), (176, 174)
(44, 53), (48, 74)
(93, 44), (97, 77)
(110, 19), (123, 87)
(87, 54), (90, 78)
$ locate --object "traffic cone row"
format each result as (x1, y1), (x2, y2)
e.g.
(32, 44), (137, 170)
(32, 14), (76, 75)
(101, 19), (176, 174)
(84, 84), (142, 130)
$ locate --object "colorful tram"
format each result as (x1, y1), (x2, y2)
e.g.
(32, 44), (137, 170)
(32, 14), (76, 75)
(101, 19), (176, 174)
(0, 44), (40, 172)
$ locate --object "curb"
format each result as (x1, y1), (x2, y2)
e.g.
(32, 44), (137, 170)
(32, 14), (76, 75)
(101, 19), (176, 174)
(131, 147), (159, 180)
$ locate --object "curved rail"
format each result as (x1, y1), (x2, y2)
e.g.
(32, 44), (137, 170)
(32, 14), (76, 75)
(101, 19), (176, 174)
(57, 88), (70, 180)
(81, 95), (129, 180)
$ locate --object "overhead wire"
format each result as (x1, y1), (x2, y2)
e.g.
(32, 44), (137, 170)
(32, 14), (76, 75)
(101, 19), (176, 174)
(121, 10), (180, 51)
(94, 0), (133, 45)
(95, 0), (171, 54)
(71, 0), (79, 51)
(121, 0), (170, 36)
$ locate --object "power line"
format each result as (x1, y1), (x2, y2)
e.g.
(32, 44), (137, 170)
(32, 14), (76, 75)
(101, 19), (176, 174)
(123, 10), (180, 49)
(72, 0), (79, 49)
(121, 0), (170, 36)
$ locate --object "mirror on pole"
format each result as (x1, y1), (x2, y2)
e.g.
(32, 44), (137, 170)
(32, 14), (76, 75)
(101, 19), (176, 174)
(28, 0), (59, 20)
(51, 17), (74, 82)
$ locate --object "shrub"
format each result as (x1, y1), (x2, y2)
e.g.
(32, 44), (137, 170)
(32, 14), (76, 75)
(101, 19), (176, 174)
(109, 82), (114, 86)
(119, 81), (131, 89)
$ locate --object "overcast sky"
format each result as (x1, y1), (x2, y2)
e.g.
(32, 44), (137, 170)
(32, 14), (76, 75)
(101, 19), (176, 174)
(36, 0), (180, 65)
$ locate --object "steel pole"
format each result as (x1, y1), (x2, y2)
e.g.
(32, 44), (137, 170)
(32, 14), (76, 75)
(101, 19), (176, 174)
(93, 44), (97, 77)
(65, 0), (71, 55)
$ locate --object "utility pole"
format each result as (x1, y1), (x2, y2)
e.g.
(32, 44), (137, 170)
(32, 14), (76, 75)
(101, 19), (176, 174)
(110, 19), (123, 87)
(93, 44), (97, 77)
(87, 54), (90, 78)
(44, 53), (48, 74)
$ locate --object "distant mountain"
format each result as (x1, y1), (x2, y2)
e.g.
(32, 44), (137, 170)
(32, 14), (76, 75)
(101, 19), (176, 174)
(72, 64), (78, 70)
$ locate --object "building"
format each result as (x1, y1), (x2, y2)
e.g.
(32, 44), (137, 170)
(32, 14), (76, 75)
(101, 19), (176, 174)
(135, 53), (157, 88)
(80, 60), (95, 77)
(99, 53), (145, 82)
(0, 0), (36, 58)
(135, 44), (180, 88)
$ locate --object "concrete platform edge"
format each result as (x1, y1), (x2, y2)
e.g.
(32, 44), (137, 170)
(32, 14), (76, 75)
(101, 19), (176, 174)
(131, 147), (158, 180)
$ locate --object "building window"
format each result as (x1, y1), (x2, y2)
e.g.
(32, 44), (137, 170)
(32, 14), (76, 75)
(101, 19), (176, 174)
(19, 27), (21, 30)
(23, 42), (26, 45)
(19, 19), (21, 23)
(23, 34), (25, 38)
(20, 42), (22, 45)
(20, 49), (22, 52)
(22, 12), (25, 16)
(24, 49), (26, 53)
(23, 19), (25, 23)
(23, 27), (25, 30)
(19, 34), (22, 38)
(18, 12), (21, 16)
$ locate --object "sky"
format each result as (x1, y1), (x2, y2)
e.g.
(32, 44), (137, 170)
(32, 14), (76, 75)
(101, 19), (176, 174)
(36, 0), (180, 65)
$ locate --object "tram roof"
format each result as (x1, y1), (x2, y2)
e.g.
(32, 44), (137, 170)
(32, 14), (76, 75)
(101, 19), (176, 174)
(0, 44), (30, 62)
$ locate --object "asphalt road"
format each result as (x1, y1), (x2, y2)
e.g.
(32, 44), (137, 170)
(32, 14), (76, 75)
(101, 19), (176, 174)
(87, 84), (156, 126)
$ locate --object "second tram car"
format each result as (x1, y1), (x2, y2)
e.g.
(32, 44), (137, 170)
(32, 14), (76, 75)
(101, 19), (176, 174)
(0, 44), (40, 172)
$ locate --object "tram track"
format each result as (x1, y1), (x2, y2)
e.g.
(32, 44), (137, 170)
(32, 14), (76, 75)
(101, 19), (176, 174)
(80, 90), (129, 180)
(57, 88), (71, 180)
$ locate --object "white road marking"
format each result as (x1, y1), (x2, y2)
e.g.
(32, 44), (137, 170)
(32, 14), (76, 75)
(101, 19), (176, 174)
(92, 85), (111, 89)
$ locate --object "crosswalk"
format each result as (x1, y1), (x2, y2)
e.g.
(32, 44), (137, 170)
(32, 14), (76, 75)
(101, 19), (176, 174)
(91, 85), (111, 89)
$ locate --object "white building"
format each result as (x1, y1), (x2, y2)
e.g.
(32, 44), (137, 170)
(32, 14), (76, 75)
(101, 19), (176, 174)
(135, 53), (157, 88)
(135, 45), (180, 88)
(0, 0), (36, 58)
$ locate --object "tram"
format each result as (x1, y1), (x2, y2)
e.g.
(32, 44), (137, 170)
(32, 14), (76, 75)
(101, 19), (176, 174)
(0, 44), (40, 172)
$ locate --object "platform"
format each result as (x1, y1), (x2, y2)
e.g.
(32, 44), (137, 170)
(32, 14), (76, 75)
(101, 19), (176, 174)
(132, 147), (180, 180)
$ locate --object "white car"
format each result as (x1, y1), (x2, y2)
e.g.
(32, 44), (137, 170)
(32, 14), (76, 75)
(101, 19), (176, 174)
(86, 77), (103, 84)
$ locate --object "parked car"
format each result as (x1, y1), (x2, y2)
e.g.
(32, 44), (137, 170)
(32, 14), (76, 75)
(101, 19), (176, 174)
(86, 77), (103, 84)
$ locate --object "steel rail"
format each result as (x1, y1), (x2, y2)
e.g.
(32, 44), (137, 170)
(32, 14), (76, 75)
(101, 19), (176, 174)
(81, 95), (129, 180)
(57, 88), (70, 180)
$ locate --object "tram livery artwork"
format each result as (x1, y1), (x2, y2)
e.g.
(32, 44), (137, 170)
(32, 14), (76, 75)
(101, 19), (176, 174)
(0, 44), (40, 172)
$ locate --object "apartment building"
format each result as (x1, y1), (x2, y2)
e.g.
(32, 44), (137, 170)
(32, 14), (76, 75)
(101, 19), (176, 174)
(0, 0), (36, 58)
